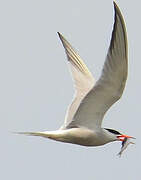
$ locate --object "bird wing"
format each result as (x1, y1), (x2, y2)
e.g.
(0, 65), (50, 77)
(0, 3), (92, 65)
(66, 2), (128, 130)
(58, 33), (95, 128)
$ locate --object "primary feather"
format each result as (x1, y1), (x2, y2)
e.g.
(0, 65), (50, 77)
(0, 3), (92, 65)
(58, 32), (95, 128)
(65, 2), (128, 130)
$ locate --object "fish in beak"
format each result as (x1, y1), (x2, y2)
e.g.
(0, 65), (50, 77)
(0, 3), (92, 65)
(117, 135), (135, 157)
(117, 134), (135, 141)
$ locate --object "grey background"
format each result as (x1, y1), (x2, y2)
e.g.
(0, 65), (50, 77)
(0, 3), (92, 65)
(0, 0), (140, 179)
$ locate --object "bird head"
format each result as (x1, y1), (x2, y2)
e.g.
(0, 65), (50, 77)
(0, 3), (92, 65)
(104, 128), (135, 141)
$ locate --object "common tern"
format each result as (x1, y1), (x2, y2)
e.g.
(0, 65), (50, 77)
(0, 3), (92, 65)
(18, 2), (135, 155)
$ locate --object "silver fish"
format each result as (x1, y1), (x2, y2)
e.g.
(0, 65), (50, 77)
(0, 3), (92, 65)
(118, 137), (135, 157)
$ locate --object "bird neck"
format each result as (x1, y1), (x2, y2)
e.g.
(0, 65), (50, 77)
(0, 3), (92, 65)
(102, 128), (118, 142)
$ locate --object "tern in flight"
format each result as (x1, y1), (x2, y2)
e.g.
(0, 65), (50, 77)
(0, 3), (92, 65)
(18, 2), (135, 155)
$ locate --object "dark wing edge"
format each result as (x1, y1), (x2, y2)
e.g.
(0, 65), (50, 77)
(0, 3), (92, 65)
(66, 2), (128, 130)
(57, 32), (95, 128)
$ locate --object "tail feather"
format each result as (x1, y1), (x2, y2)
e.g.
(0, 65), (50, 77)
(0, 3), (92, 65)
(14, 130), (65, 141)
(15, 131), (45, 136)
(14, 131), (54, 138)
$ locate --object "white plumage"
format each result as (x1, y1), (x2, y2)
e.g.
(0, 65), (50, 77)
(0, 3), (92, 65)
(17, 2), (135, 155)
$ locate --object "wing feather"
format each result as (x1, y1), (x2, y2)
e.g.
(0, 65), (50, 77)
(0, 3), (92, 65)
(58, 33), (95, 128)
(67, 2), (128, 130)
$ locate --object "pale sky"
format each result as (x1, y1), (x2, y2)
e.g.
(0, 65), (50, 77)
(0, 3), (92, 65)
(0, 0), (140, 179)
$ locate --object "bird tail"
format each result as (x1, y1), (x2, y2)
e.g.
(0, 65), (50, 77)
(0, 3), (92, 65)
(14, 130), (66, 141)
(15, 131), (50, 137)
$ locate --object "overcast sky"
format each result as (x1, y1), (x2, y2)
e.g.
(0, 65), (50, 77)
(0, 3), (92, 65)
(0, 0), (140, 179)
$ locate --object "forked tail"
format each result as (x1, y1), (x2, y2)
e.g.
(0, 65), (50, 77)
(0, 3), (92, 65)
(15, 130), (67, 142)
(16, 131), (51, 138)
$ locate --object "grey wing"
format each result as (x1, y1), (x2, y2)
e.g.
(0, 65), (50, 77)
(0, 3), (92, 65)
(67, 2), (128, 130)
(57, 33), (95, 129)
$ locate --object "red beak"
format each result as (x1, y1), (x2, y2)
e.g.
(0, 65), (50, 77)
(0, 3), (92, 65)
(117, 134), (135, 141)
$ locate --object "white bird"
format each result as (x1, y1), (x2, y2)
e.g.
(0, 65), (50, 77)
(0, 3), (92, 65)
(18, 2), (135, 154)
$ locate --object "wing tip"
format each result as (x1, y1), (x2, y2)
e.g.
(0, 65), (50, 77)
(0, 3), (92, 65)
(57, 32), (68, 51)
(113, 1), (125, 25)
(57, 32), (64, 42)
(113, 1), (118, 9)
(114, 1), (128, 57)
(109, 1), (128, 55)
(57, 31), (61, 38)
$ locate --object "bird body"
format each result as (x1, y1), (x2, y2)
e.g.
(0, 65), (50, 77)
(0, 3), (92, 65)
(17, 2), (135, 155)
(19, 127), (117, 146)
